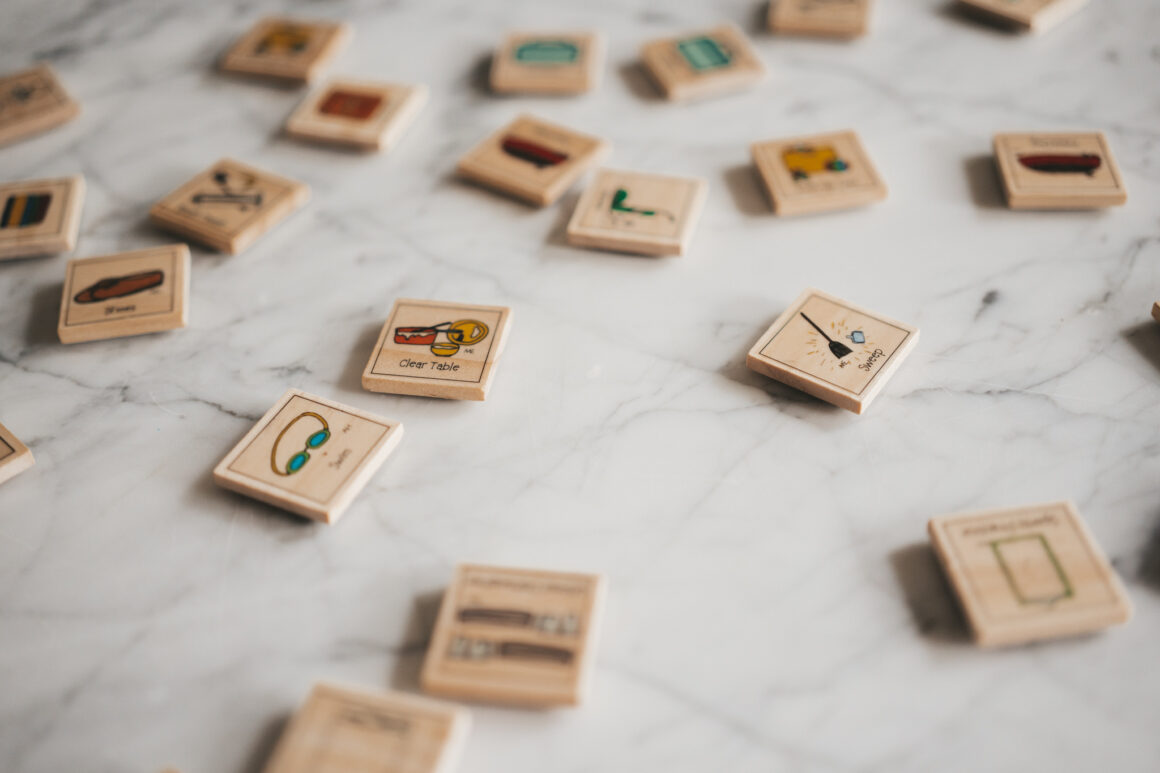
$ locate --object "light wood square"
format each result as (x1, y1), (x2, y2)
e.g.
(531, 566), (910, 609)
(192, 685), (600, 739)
(57, 244), (189, 344)
(285, 78), (428, 151)
(262, 683), (470, 773)
(958, 0), (1089, 31)
(746, 288), (918, 414)
(0, 64), (80, 147)
(0, 420), (35, 488)
(490, 32), (604, 95)
(219, 17), (350, 84)
(213, 389), (403, 523)
(565, 168), (707, 256)
(363, 299), (512, 401)
(768, 0), (873, 38)
(421, 564), (606, 707)
(752, 130), (887, 215)
(149, 158), (310, 254)
(0, 176), (84, 260)
(456, 114), (608, 206)
(993, 132), (1126, 209)
(929, 502), (1133, 647)
(640, 24), (766, 102)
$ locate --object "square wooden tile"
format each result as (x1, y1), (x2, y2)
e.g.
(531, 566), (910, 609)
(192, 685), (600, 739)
(363, 299), (512, 401)
(219, 17), (350, 84)
(456, 114), (608, 206)
(958, 0), (1089, 32)
(0, 175), (84, 260)
(993, 131), (1127, 209)
(768, 0), (873, 39)
(149, 158), (310, 254)
(746, 288), (918, 414)
(285, 78), (428, 151)
(752, 130), (887, 215)
(214, 389), (403, 523)
(58, 244), (189, 344)
(490, 31), (604, 95)
(929, 502), (1133, 647)
(565, 168), (707, 256)
(0, 64), (79, 147)
(262, 683), (470, 773)
(421, 564), (606, 707)
(0, 421), (35, 488)
(640, 24), (766, 101)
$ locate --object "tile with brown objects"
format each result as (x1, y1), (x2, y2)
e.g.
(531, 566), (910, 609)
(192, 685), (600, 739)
(767, 0), (873, 38)
(640, 23), (765, 101)
(490, 31), (605, 95)
(993, 131), (1127, 209)
(219, 17), (350, 84)
(0, 421), (35, 487)
(0, 64), (79, 147)
(0, 175), (84, 260)
(285, 78), (428, 151)
(958, 0), (1089, 32)
(929, 502), (1132, 647)
(57, 244), (189, 344)
(752, 130), (887, 216)
(149, 158), (310, 254)
(421, 564), (606, 707)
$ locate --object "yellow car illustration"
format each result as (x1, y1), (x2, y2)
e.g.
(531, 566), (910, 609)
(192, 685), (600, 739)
(782, 145), (849, 180)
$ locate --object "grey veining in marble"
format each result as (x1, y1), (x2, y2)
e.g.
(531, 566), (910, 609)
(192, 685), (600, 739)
(1, 1), (1159, 771)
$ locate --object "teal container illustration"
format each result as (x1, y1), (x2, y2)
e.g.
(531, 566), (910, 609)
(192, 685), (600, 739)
(677, 36), (731, 71)
(514, 40), (580, 64)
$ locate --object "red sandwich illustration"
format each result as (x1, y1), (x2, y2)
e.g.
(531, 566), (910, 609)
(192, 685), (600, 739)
(74, 270), (165, 304)
(501, 135), (569, 168)
(1017, 153), (1102, 176)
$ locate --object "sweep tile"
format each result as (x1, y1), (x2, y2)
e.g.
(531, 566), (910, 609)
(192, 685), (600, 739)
(929, 502), (1132, 647)
(768, 0), (873, 38)
(456, 114), (608, 206)
(490, 31), (605, 95)
(213, 389), (403, 523)
(565, 168), (707, 256)
(993, 131), (1127, 209)
(746, 288), (918, 414)
(261, 683), (470, 773)
(363, 299), (512, 401)
(149, 158), (309, 254)
(58, 244), (189, 344)
(0, 64), (80, 147)
(639, 23), (765, 101)
(752, 130), (887, 215)
(958, 0), (1089, 32)
(421, 564), (606, 707)
(219, 17), (350, 84)
(285, 77), (427, 151)
(0, 421), (34, 487)
(0, 175), (84, 260)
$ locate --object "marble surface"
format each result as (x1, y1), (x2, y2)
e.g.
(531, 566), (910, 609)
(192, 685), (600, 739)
(1, 1), (1159, 771)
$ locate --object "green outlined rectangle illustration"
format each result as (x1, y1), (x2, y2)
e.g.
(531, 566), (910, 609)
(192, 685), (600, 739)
(990, 534), (1074, 606)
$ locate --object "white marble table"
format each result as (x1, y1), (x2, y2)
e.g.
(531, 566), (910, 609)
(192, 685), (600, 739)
(1, 1), (1158, 771)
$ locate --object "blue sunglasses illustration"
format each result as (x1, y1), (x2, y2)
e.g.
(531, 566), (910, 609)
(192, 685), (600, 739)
(270, 411), (331, 476)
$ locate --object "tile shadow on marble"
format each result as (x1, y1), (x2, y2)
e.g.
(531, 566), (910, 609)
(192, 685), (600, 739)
(963, 155), (1006, 210)
(25, 282), (62, 347)
(190, 463), (318, 530)
(469, 51), (493, 96)
(236, 713), (290, 773)
(722, 163), (771, 217)
(937, 1), (1022, 35)
(1137, 513), (1160, 593)
(340, 319), (390, 393)
(390, 590), (444, 692)
(1122, 320), (1160, 376)
(889, 542), (971, 643)
(619, 61), (663, 102)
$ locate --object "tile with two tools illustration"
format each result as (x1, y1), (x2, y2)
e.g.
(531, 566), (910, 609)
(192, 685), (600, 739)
(747, 289), (918, 414)
(929, 502), (1132, 647)
(768, 0), (873, 38)
(421, 565), (606, 706)
(219, 17), (350, 83)
(58, 244), (189, 344)
(363, 299), (512, 401)
(751, 130), (886, 215)
(993, 132), (1126, 209)
(0, 175), (85, 260)
(0, 64), (79, 147)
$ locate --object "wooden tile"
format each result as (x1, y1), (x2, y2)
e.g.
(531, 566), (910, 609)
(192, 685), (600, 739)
(752, 130), (887, 215)
(219, 17), (350, 84)
(363, 299), (512, 401)
(565, 168), (707, 256)
(456, 114), (608, 206)
(0, 175), (84, 260)
(929, 502), (1132, 647)
(993, 131), (1127, 210)
(285, 78), (428, 151)
(0, 64), (79, 147)
(58, 244), (189, 344)
(149, 158), (310, 254)
(490, 32), (604, 95)
(746, 288), (918, 414)
(262, 683), (470, 773)
(421, 564), (606, 707)
(958, 0), (1089, 32)
(768, 0), (873, 38)
(640, 24), (765, 101)
(213, 389), (403, 523)
(0, 420), (35, 488)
